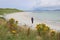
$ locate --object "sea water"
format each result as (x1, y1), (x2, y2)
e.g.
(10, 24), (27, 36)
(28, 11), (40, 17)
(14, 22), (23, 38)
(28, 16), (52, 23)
(4, 11), (60, 31)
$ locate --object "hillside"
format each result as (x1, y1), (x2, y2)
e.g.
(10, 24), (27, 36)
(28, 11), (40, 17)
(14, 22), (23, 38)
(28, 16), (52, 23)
(0, 8), (23, 15)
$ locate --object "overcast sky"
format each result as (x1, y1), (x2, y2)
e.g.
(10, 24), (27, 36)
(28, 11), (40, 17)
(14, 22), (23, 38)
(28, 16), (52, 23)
(0, 0), (60, 10)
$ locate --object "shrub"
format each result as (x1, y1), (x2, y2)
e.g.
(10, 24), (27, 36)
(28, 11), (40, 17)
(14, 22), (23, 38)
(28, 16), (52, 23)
(36, 23), (50, 36)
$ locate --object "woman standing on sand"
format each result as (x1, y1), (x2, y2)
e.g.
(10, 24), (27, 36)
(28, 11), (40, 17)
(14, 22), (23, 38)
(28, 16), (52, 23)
(31, 17), (34, 24)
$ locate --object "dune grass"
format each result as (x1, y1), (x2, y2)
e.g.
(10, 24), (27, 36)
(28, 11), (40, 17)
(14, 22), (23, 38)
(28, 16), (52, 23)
(0, 18), (59, 40)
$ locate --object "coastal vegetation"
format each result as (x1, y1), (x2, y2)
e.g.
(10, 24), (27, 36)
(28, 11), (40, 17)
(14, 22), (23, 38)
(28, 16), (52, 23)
(0, 8), (23, 15)
(0, 18), (59, 40)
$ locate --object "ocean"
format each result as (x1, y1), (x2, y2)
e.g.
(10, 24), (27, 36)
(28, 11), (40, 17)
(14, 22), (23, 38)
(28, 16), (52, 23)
(4, 11), (60, 31)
